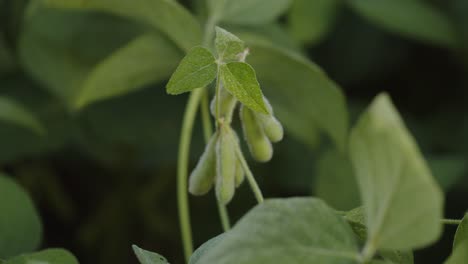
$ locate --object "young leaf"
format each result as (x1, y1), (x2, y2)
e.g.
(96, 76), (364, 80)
(43, 0), (202, 51)
(75, 33), (182, 109)
(0, 174), (42, 259)
(0, 97), (45, 135)
(348, 0), (457, 48)
(166, 46), (217, 95)
(132, 245), (169, 264)
(288, 0), (341, 45)
(219, 62), (268, 114)
(349, 93), (444, 255)
(453, 213), (468, 248)
(195, 198), (360, 264)
(208, 0), (292, 25)
(246, 41), (348, 151)
(444, 241), (468, 264)
(215, 27), (245, 62)
(4, 249), (79, 264)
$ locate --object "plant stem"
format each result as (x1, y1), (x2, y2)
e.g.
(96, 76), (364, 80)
(177, 88), (204, 262)
(200, 89), (212, 142)
(217, 198), (231, 231)
(442, 218), (462, 225)
(235, 145), (264, 204)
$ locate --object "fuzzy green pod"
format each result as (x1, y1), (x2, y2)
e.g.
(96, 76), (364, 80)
(257, 114), (284, 143)
(189, 132), (217, 195)
(210, 85), (237, 123)
(215, 125), (236, 205)
(234, 157), (245, 187)
(240, 105), (273, 162)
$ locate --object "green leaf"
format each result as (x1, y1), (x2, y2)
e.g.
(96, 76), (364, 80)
(5, 249), (79, 264)
(0, 97), (45, 135)
(43, 0), (202, 51)
(219, 62), (268, 114)
(454, 214), (468, 248)
(132, 245), (169, 264)
(189, 234), (225, 264)
(315, 150), (360, 210)
(288, 0), (340, 45)
(215, 27), (245, 62)
(349, 93), (444, 254)
(247, 41), (348, 151)
(166, 46), (217, 95)
(196, 198), (360, 264)
(347, 0), (457, 48)
(0, 174), (42, 259)
(379, 250), (414, 264)
(75, 33), (182, 109)
(445, 241), (468, 264)
(208, 0), (292, 25)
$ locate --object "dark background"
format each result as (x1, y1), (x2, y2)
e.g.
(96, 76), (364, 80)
(1, 0), (468, 263)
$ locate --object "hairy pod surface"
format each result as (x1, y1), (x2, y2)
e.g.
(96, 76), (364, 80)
(210, 85), (237, 123)
(240, 105), (273, 162)
(189, 132), (218, 195)
(235, 157), (245, 187)
(215, 125), (236, 205)
(257, 114), (284, 143)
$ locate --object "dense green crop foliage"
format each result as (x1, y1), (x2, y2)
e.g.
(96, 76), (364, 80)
(0, 0), (467, 263)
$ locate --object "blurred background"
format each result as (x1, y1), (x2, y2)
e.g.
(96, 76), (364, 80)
(1, 0), (468, 263)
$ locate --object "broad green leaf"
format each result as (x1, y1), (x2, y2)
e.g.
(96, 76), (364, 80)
(345, 208), (414, 264)
(5, 249), (79, 264)
(132, 245), (169, 264)
(189, 234), (225, 264)
(20, 5), (181, 109)
(247, 41), (348, 151)
(196, 198), (360, 264)
(208, 0), (292, 25)
(288, 0), (340, 45)
(349, 93), (444, 253)
(219, 62), (268, 114)
(315, 150), (360, 210)
(43, 0), (202, 51)
(166, 46), (217, 95)
(347, 0), (457, 48)
(454, 214), (468, 248)
(215, 27), (245, 62)
(445, 241), (468, 264)
(75, 33), (181, 109)
(0, 97), (45, 135)
(0, 174), (42, 258)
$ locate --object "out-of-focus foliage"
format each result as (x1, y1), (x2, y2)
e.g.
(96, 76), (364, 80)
(0, 0), (467, 263)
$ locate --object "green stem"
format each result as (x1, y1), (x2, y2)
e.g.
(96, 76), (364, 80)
(235, 146), (264, 204)
(200, 89), (213, 142)
(442, 218), (462, 225)
(217, 198), (231, 231)
(177, 89), (204, 262)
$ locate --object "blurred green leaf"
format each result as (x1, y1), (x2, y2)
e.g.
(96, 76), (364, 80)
(288, 0), (341, 45)
(0, 35), (15, 75)
(5, 249), (79, 264)
(0, 96), (44, 135)
(196, 198), (359, 264)
(166, 46), (217, 95)
(43, 0), (202, 51)
(132, 245), (169, 264)
(75, 33), (181, 108)
(315, 149), (360, 211)
(349, 93), (444, 253)
(208, 0), (292, 25)
(454, 214), (468, 248)
(189, 234), (225, 264)
(247, 41), (348, 151)
(347, 0), (457, 47)
(219, 62), (268, 114)
(0, 174), (42, 259)
(429, 156), (467, 191)
(215, 27), (245, 62)
(444, 241), (468, 264)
